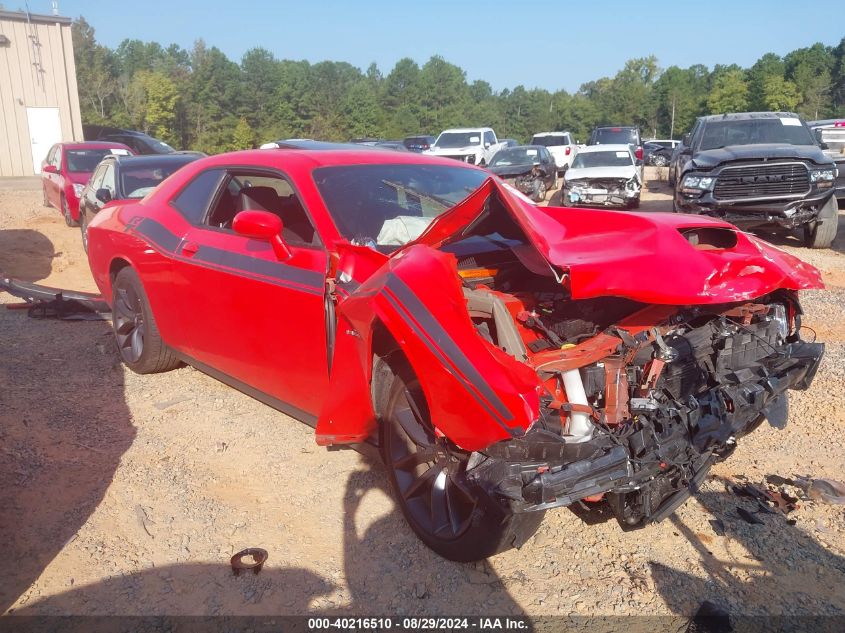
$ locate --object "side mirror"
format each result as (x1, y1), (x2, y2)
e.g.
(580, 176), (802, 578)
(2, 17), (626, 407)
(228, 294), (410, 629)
(819, 141), (830, 150)
(95, 188), (112, 203)
(682, 133), (691, 146)
(232, 210), (292, 261)
(42, 164), (57, 174)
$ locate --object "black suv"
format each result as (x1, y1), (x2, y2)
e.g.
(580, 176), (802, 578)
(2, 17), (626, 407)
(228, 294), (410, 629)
(83, 125), (177, 155)
(588, 126), (643, 161)
(671, 112), (838, 249)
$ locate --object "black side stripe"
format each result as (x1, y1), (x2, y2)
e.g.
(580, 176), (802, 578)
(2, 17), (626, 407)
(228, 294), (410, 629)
(129, 217), (324, 296)
(383, 276), (521, 435)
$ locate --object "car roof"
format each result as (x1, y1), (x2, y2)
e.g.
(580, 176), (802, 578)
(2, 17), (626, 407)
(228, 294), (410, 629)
(593, 125), (638, 130)
(60, 141), (133, 151)
(261, 139), (376, 151)
(101, 153), (201, 167)
(438, 127), (493, 133)
(578, 144), (632, 153)
(532, 131), (570, 136)
(196, 148), (486, 170)
(699, 111), (801, 123)
(807, 119), (845, 128)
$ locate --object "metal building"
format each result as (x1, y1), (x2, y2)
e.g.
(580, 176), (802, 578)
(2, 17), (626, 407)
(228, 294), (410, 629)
(0, 9), (83, 177)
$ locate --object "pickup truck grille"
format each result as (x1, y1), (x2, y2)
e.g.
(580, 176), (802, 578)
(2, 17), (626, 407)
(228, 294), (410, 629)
(443, 154), (475, 164)
(714, 162), (810, 201)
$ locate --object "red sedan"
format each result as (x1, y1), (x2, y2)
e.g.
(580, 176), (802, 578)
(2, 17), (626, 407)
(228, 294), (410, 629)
(41, 141), (133, 226)
(86, 146), (824, 561)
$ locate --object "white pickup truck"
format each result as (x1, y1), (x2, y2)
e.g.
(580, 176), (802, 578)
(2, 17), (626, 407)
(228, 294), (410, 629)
(424, 127), (505, 166)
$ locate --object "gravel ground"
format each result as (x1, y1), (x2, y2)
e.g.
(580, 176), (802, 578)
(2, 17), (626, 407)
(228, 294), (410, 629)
(1, 171), (844, 620)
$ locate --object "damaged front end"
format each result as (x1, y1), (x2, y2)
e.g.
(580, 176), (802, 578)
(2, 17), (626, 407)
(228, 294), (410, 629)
(497, 167), (548, 202)
(465, 293), (823, 525)
(566, 176), (640, 207)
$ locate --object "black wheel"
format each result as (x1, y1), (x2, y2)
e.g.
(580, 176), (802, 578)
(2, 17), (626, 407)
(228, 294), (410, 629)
(533, 180), (547, 202)
(653, 154), (669, 167)
(62, 195), (78, 227)
(382, 367), (544, 561)
(80, 210), (89, 254)
(627, 195), (641, 210)
(803, 196), (838, 249)
(112, 267), (180, 374)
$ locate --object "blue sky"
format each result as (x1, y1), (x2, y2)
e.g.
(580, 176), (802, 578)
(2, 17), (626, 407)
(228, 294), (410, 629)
(43, 0), (844, 92)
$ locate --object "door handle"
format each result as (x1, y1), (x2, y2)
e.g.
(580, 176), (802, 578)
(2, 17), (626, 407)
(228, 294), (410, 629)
(181, 241), (199, 257)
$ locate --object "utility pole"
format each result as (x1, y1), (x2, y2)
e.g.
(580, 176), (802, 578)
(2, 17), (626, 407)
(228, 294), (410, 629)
(670, 95), (676, 140)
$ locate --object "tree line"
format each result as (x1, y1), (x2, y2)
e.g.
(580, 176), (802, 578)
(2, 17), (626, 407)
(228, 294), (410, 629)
(71, 18), (845, 154)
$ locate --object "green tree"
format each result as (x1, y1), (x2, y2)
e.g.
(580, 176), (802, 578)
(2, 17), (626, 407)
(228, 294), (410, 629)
(230, 117), (255, 150)
(747, 53), (785, 110)
(762, 75), (801, 111)
(707, 69), (749, 113)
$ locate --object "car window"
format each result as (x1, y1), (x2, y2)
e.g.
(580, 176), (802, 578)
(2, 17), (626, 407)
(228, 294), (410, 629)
(483, 131), (496, 146)
(171, 168), (226, 224)
(204, 171), (321, 247)
(101, 164), (116, 195)
(120, 158), (198, 199)
(54, 147), (62, 169)
(89, 165), (107, 191)
(66, 149), (122, 173)
(45, 146), (56, 166)
(591, 128), (638, 145)
(571, 151), (634, 168)
(313, 163), (488, 252)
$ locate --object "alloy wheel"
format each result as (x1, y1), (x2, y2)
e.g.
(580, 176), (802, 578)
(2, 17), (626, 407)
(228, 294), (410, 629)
(113, 282), (145, 363)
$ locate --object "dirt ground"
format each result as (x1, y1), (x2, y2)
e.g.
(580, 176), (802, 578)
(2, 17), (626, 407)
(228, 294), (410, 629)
(1, 169), (845, 621)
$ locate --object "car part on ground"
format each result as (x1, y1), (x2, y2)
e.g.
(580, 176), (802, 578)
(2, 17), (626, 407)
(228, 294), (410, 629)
(0, 273), (110, 320)
(425, 127), (505, 166)
(487, 145), (557, 202)
(84, 147), (825, 561)
(672, 112), (839, 249)
(562, 144), (642, 208)
(230, 548), (268, 575)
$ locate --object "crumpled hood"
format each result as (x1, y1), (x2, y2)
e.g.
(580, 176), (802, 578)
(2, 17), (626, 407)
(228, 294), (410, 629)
(691, 144), (832, 169)
(407, 177), (823, 305)
(565, 165), (637, 182)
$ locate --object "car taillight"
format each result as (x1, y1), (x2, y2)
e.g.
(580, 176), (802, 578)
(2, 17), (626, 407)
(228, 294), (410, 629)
(565, 147), (571, 155)
(635, 147), (643, 160)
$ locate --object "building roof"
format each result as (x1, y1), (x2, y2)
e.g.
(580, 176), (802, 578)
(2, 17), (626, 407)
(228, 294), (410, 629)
(0, 10), (72, 25)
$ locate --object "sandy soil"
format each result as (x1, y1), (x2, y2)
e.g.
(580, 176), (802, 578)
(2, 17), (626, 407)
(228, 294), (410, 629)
(1, 171), (844, 621)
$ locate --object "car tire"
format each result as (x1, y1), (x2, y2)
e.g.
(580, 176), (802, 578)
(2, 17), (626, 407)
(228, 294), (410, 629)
(112, 267), (180, 374)
(381, 365), (545, 562)
(653, 154), (668, 167)
(534, 181), (547, 202)
(803, 196), (839, 249)
(80, 210), (89, 254)
(62, 195), (78, 227)
(628, 195), (641, 210)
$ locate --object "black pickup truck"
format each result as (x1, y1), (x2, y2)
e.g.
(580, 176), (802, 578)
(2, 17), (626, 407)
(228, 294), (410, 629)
(671, 112), (839, 249)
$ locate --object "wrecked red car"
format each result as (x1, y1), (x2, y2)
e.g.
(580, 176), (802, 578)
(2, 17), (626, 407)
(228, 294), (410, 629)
(86, 147), (824, 561)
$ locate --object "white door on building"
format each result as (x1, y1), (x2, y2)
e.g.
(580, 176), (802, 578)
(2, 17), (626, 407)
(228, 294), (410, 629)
(26, 107), (62, 174)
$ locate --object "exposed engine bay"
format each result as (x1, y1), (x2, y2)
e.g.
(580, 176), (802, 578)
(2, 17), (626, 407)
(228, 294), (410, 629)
(566, 176), (641, 207)
(454, 249), (823, 526)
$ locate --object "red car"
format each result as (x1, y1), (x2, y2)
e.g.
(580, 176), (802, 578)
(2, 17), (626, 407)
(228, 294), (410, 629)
(86, 147), (824, 561)
(41, 142), (133, 226)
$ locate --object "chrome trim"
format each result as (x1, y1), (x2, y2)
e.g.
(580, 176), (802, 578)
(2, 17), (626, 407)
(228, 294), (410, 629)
(713, 161), (811, 203)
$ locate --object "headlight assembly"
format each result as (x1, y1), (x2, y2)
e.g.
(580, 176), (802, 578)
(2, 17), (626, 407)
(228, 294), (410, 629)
(810, 168), (837, 188)
(681, 175), (715, 194)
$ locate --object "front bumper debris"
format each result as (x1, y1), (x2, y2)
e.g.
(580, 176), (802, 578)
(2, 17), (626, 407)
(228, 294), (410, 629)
(678, 188), (835, 229)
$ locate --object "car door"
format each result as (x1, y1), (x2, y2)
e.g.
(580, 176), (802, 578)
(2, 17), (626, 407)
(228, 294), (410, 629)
(169, 167), (330, 417)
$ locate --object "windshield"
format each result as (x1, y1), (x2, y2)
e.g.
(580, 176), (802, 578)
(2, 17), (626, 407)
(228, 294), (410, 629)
(66, 149), (128, 173)
(120, 159), (196, 198)
(591, 128), (637, 145)
(699, 118), (815, 150)
(313, 164), (488, 252)
(434, 132), (482, 148)
(147, 138), (176, 153)
(489, 147), (541, 166)
(531, 135), (567, 147)
(571, 150), (633, 169)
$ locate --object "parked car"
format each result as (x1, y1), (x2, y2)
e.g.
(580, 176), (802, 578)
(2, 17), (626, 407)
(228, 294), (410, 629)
(588, 126), (643, 162)
(487, 145), (556, 201)
(373, 140), (409, 152)
(672, 112), (839, 249)
(41, 142), (134, 226)
(643, 139), (679, 166)
(530, 131), (579, 174)
(78, 153), (202, 252)
(562, 144), (643, 208)
(403, 135), (436, 153)
(425, 127), (505, 165)
(83, 125), (177, 155)
(807, 119), (845, 203)
(86, 147), (823, 561)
